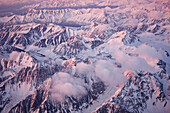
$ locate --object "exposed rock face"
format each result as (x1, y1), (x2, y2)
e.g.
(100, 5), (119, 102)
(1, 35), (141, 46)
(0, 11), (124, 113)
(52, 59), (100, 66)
(0, 0), (170, 113)
(95, 71), (169, 113)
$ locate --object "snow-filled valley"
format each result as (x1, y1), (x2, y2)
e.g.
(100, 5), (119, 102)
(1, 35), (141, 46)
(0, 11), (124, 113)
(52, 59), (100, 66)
(0, 0), (170, 113)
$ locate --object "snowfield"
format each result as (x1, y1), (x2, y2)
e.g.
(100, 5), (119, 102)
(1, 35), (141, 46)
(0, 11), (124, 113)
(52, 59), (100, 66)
(0, 0), (170, 113)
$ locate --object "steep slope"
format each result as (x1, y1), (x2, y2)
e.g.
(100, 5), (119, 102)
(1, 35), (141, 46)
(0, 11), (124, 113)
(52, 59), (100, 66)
(0, 0), (170, 113)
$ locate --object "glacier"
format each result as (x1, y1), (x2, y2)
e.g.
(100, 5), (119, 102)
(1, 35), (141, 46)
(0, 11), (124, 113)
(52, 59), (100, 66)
(0, 0), (170, 113)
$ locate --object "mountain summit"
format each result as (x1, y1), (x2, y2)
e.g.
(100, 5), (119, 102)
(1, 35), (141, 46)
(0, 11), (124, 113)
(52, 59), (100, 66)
(0, 0), (170, 113)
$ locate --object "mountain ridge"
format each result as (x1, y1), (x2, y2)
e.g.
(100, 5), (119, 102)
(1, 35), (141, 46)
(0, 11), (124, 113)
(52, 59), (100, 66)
(0, 0), (170, 113)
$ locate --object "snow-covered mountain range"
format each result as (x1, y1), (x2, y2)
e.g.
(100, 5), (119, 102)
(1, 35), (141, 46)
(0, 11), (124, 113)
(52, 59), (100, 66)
(0, 0), (170, 113)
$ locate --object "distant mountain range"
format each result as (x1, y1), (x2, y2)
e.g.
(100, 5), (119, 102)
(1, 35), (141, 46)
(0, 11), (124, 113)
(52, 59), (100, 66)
(0, 0), (170, 113)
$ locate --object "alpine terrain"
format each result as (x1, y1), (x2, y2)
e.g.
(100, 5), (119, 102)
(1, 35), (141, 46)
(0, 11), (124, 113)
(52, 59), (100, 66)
(0, 0), (170, 113)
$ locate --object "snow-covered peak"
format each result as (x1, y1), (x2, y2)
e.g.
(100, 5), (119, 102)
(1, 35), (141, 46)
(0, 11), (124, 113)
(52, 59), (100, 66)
(0, 0), (170, 113)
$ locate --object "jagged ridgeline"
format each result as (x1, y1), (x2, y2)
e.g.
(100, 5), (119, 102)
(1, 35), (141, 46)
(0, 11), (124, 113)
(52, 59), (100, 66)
(0, 0), (170, 113)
